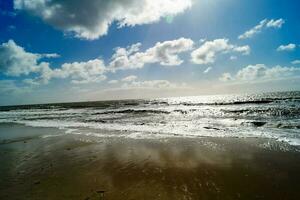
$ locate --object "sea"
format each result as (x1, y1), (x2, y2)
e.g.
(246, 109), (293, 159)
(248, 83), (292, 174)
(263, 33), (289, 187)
(0, 91), (300, 146)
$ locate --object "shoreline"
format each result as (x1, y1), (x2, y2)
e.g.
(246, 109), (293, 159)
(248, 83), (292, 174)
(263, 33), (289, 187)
(1, 122), (299, 147)
(0, 123), (300, 199)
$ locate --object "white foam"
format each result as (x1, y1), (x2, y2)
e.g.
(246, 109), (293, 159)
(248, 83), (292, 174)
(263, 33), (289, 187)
(41, 134), (63, 138)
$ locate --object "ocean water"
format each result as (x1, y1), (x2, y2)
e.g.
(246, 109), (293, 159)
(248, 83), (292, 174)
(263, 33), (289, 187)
(0, 91), (300, 145)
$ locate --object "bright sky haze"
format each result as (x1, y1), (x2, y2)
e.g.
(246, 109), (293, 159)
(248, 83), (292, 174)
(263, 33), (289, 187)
(0, 0), (300, 105)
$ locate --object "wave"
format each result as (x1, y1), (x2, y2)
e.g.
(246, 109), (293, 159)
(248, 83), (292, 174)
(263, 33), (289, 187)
(276, 124), (300, 129)
(1, 117), (299, 145)
(223, 107), (300, 118)
(1, 93), (300, 111)
(0, 91), (299, 146)
(180, 98), (300, 106)
(95, 109), (170, 115)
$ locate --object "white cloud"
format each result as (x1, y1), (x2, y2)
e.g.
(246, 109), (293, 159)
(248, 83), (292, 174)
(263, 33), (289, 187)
(35, 62), (55, 84)
(191, 39), (250, 65)
(266, 19), (285, 28)
(236, 64), (269, 81)
(220, 64), (300, 82)
(122, 75), (138, 82)
(18, 59), (107, 85)
(14, 0), (192, 40)
(51, 59), (107, 84)
(108, 80), (119, 84)
(0, 40), (43, 76)
(109, 37), (194, 71)
(0, 38), (194, 86)
(0, 40), (108, 85)
(199, 38), (206, 43)
(233, 46), (251, 54)
(239, 19), (267, 40)
(203, 67), (212, 74)
(219, 73), (234, 82)
(238, 18), (285, 39)
(0, 40), (62, 83)
(277, 43), (296, 52)
(41, 53), (60, 58)
(291, 60), (300, 65)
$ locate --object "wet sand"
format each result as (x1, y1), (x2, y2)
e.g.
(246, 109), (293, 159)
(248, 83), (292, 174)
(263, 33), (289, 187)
(0, 123), (300, 200)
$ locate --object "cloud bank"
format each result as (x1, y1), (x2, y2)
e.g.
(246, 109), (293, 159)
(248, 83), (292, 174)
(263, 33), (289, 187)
(0, 38), (194, 86)
(220, 64), (300, 82)
(0, 40), (107, 85)
(109, 37), (194, 71)
(14, 0), (192, 40)
(2, 38), (298, 91)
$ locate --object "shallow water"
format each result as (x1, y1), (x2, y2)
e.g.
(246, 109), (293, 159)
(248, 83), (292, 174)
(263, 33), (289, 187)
(0, 91), (300, 145)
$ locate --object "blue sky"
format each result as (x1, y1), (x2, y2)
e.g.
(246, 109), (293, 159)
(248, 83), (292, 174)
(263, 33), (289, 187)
(0, 0), (300, 105)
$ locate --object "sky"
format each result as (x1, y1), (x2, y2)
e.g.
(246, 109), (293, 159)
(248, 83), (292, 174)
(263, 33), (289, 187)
(0, 0), (300, 105)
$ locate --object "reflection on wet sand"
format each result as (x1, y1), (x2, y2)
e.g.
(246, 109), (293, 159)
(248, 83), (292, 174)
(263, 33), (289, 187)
(0, 126), (300, 199)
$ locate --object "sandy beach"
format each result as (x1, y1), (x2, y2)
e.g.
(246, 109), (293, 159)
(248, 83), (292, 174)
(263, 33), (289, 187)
(1, 0), (300, 198)
(0, 123), (299, 200)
